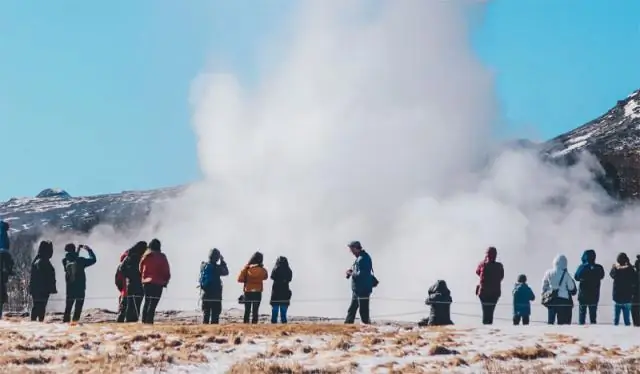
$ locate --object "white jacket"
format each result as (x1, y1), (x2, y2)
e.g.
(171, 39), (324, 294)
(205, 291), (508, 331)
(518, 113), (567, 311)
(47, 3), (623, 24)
(542, 254), (576, 300)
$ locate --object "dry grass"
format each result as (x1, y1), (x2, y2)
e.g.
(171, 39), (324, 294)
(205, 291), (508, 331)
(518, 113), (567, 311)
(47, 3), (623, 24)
(227, 359), (356, 373)
(490, 345), (556, 361)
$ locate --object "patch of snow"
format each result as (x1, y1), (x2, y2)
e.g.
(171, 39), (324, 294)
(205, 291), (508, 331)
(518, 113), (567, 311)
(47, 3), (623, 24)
(566, 131), (595, 144)
(624, 99), (640, 119)
(550, 140), (587, 158)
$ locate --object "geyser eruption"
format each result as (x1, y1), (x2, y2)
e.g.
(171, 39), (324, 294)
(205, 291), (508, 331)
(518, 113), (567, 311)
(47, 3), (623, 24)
(46, 0), (640, 324)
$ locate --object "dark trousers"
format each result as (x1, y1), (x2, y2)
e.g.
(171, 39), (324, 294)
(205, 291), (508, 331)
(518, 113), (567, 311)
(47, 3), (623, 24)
(243, 292), (262, 324)
(632, 303), (640, 326)
(202, 300), (223, 324)
(548, 304), (572, 325)
(513, 314), (530, 325)
(141, 284), (163, 324)
(63, 296), (85, 323)
(345, 293), (371, 324)
(118, 294), (143, 322)
(479, 296), (498, 325)
(31, 295), (50, 322)
(578, 304), (598, 324)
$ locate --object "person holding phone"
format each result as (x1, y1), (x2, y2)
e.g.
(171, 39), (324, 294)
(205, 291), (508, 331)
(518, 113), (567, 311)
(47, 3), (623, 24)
(62, 243), (97, 323)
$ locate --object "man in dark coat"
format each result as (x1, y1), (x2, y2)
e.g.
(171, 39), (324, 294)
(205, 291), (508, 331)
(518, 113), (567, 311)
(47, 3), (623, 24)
(574, 249), (605, 324)
(610, 252), (637, 326)
(118, 241), (147, 322)
(62, 243), (97, 323)
(475, 246), (504, 325)
(0, 221), (14, 320)
(270, 256), (293, 323)
(29, 241), (57, 321)
(199, 248), (229, 324)
(418, 280), (453, 326)
(345, 241), (374, 324)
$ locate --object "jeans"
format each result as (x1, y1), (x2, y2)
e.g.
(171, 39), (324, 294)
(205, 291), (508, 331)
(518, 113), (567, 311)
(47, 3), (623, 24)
(202, 299), (223, 324)
(141, 284), (163, 324)
(271, 304), (289, 323)
(345, 293), (371, 324)
(578, 304), (598, 325)
(547, 304), (572, 325)
(614, 303), (631, 326)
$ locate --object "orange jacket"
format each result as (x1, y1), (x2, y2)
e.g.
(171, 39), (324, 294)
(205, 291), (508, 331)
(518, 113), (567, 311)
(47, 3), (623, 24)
(237, 264), (268, 292)
(139, 249), (171, 286)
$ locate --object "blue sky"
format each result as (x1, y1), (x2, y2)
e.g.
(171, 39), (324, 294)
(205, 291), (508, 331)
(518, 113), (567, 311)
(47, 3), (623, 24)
(0, 0), (639, 200)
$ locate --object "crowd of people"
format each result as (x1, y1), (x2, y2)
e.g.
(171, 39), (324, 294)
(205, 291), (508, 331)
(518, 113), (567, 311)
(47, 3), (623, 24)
(421, 247), (640, 327)
(1, 220), (639, 326)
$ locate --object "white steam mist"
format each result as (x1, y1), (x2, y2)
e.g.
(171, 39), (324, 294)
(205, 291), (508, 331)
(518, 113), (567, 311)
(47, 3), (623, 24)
(42, 0), (640, 323)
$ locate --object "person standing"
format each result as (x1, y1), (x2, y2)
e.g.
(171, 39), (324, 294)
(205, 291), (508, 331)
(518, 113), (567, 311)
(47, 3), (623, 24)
(118, 241), (147, 322)
(0, 220), (14, 319)
(115, 247), (130, 323)
(574, 249), (605, 325)
(139, 239), (171, 324)
(199, 248), (229, 324)
(270, 256), (293, 324)
(345, 241), (375, 325)
(237, 251), (268, 324)
(29, 241), (57, 322)
(475, 247), (504, 325)
(512, 274), (535, 325)
(542, 254), (576, 325)
(609, 252), (637, 326)
(62, 243), (97, 324)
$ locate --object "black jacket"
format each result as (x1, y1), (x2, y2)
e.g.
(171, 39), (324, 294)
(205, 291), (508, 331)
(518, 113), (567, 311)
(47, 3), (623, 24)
(63, 248), (97, 297)
(423, 280), (453, 326)
(121, 254), (144, 296)
(610, 264), (637, 304)
(270, 257), (293, 306)
(30, 257), (57, 297)
(574, 250), (605, 304)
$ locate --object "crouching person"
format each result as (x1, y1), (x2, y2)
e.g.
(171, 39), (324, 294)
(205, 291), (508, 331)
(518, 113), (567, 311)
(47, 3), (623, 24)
(418, 280), (453, 327)
(512, 274), (535, 325)
(29, 241), (57, 322)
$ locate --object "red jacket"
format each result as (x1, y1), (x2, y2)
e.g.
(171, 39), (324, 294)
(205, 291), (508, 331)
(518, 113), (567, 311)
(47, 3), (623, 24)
(475, 247), (504, 299)
(139, 249), (171, 286)
(116, 250), (129, 297)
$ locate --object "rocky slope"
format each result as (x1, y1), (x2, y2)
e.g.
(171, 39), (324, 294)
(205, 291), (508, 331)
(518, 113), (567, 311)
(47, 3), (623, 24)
(543, 89), (640, 199)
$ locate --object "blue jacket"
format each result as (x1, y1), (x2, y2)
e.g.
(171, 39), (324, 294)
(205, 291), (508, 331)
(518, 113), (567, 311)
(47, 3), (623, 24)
(351, 250), (374, 296)
(512, 282), (535, 316)
(574, 249), (604, 304)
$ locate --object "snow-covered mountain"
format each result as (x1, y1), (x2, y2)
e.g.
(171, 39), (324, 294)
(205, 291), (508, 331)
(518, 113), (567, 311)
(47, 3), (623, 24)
(543, 89), (640, 199)
(0, 186), (183, 236)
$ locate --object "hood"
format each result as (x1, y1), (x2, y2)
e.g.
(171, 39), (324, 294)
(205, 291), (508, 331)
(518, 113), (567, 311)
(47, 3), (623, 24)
(209, 248), (221, 262)
(553, 254), (568, 270)
(275, 256), (289, 267)
(616, 252), (630, 266)
(581, 249), (596, 264)
(429, 280), (450, 296)
(36, 241), (54, 260)
(485, 247), (497, 262)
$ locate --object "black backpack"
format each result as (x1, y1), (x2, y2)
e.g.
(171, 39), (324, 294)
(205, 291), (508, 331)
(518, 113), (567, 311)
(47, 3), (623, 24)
(65, 258), (80, 283)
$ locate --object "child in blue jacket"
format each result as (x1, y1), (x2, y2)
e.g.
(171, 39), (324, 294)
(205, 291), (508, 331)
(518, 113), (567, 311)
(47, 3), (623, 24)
(513, 274), (535, 325)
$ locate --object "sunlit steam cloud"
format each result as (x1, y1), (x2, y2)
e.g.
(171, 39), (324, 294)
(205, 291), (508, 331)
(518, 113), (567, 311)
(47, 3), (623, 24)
(46, 0), (640, 323)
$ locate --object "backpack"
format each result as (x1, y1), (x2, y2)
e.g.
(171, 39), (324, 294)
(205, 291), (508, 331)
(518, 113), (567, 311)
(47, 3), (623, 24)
(65, 258), (79, 284)
(115, 261), (126, 291)
(199, 262), (211, 289)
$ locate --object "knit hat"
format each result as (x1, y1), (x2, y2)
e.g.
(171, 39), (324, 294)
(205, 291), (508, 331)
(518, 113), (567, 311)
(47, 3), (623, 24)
(64, 243), (76, 253)
(517, 274), (527, 283)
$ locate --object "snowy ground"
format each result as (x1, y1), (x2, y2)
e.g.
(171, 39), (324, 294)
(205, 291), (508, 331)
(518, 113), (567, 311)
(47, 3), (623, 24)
(1, 311), (639, 374)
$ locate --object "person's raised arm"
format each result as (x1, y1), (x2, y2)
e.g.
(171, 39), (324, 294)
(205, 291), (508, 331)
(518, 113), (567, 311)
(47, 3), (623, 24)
(218, 260), (229, 277)
(82, 246), (97, 267)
